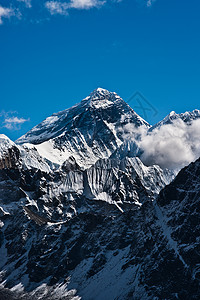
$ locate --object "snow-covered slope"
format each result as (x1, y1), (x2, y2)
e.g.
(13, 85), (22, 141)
(1, 88), (200, 299)
(151, 109), (200, 130)
(0, 134), (15, 154)
(0, 134), (20, 169)
(0, 134), (51, 173)
(16, 88), (149, 168)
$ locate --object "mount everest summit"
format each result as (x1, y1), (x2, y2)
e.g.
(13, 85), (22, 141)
(16, 88), (149, 168)
(1, 88), (200, 299)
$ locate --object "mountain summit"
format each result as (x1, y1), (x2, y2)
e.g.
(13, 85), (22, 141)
(16, 88), (149, 168)
(87, 87), (119, 100)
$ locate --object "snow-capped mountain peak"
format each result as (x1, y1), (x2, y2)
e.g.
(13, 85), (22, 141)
(16, 89), (150, 168)
(86, 87), (120, 101)
(1, 89), (200, 300)
(81, 88), (122, 110)
(151, 109), (200, 130)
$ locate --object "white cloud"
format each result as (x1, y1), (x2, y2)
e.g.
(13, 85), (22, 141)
(4, 116), (29, 124)
(45, 1), (69, 15)
(120, 118), (200, 171)
(4, 116), (30, 130)
(0, 1), (157, 24)
(139, 119), (200, 170)
(69, 0), (106, 9)
(45, 0), (106, 15)
(0, 112), (30, 131)
(0, 6), (15, 24)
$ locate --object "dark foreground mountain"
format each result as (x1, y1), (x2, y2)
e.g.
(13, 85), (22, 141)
(0, 89), (200, 299)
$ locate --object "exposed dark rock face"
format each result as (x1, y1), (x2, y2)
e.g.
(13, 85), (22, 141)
(0, 146), (20, 170)
(1, 157), (200, 299)
(0, 89), (200, 299)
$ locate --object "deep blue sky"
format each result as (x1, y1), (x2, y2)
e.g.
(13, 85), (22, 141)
(0, 0), (200, 140)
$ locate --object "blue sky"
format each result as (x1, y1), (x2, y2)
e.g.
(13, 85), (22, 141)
(0, 0), (200, 140)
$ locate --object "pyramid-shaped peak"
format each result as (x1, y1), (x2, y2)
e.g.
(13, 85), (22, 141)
(90, 87), (112, 95)
(93, 87), (109, 94)
(88, 88), (119, 101)
(17, 88), (150, 146)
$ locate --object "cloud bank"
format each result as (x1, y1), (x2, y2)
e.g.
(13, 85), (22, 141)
(120, 118), (200, 171)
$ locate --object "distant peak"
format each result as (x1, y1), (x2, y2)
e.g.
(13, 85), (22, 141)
(169, 111), (176, 116)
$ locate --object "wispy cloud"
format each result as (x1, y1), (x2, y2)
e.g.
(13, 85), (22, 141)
(69, 0), (106, 9)
(45, 1), (69, 15)
(45, 0), (106, 15)
(17, 0), (32, 8)
(4, 116), (30, 130)
(146, 0), (156, 7)
(0, 0), (157, 24)
(0, 0), (107, 24)
(0, 5), (16, 24)
(0, 111), (29, 131)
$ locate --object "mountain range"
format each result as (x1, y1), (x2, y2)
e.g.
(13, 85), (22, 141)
(0, 88), (200, 299)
